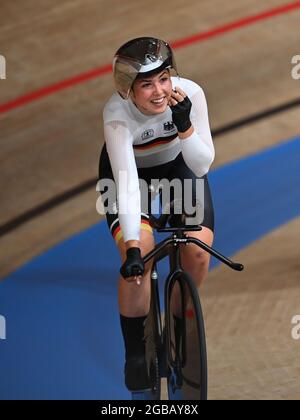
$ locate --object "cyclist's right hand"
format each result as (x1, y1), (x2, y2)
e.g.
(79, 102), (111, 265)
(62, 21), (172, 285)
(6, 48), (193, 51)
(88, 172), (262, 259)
(120, 247), (145, 282)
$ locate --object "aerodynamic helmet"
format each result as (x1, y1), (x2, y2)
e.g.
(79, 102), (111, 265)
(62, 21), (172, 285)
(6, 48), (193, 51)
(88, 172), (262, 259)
(113, 37), (178, 99)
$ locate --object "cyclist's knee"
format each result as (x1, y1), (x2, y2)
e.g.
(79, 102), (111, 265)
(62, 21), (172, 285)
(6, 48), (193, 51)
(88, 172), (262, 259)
(181, 228), (213, 275)
(183, 247), (210, 274)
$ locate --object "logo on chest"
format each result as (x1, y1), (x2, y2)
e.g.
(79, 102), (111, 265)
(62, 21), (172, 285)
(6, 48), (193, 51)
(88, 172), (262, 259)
(164, 121), (175, 132)
(141, 129), (155, 141)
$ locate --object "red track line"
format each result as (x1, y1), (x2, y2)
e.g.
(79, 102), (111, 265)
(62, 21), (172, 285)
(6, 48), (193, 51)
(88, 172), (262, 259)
(1, 1), (300, 115)
(171, 1), (300, 49)
(0, 64), (112, 114)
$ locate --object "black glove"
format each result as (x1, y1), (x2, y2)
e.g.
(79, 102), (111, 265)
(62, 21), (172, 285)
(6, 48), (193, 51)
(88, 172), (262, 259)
(170, 96), (192, 133)
(120, 247), (145, 279)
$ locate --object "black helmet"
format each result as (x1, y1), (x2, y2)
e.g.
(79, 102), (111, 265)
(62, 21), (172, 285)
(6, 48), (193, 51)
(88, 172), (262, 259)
(113, 37), (178, 99)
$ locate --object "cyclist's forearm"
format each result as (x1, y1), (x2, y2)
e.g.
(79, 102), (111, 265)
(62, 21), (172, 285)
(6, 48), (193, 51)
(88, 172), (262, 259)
(180, 130), (215, 177)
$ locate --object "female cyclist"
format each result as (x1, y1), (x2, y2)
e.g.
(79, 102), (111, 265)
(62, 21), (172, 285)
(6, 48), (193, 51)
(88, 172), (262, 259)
(98, 37), (215, 394)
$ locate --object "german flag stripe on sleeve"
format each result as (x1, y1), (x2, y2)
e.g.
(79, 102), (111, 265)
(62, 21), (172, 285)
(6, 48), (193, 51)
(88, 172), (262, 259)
(111, 217), (153, 244)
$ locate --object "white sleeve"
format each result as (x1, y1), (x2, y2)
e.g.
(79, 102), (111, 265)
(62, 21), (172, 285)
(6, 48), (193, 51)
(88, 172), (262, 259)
(180, 88), (215, 177)
(104, 120), (141, 242)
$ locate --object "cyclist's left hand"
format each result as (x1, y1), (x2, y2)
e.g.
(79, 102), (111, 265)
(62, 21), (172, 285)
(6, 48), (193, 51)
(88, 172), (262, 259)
(168, 87), (192, 133)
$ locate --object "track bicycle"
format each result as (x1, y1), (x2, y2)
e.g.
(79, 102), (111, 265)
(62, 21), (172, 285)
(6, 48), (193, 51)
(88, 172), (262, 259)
(132, 203), (244, 400)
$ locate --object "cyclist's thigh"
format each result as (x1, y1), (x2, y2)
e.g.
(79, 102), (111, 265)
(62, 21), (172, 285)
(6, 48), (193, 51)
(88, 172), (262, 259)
(160, 152), (214, 264)
(101, 207), (155, 273)
(163, 153), (215, 233)
(117, 229), (155, 272)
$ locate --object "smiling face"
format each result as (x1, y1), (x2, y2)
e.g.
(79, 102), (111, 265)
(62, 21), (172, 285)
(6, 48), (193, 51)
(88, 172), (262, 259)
(130, 69), (173, 115)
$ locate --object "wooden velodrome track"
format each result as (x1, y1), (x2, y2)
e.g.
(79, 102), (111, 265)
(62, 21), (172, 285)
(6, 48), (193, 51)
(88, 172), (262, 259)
(1, 0), (300, 399)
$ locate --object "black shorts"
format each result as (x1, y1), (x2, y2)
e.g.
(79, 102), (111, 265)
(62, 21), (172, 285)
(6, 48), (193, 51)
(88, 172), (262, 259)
(98, 144), (214, 244)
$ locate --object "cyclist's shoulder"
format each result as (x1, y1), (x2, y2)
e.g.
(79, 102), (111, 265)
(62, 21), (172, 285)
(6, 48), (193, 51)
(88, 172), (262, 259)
(171, 76), (204, 97)
(103, 93), (131, 124)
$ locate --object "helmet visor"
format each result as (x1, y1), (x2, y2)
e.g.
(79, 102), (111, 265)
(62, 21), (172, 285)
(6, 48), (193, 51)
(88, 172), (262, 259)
(113, 38), (177, 99)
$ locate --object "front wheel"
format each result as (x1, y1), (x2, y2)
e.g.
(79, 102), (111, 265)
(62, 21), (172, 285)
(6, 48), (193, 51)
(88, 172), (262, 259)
(166, 271), (207, 400)
(143, 266), (162, 400)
